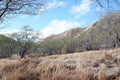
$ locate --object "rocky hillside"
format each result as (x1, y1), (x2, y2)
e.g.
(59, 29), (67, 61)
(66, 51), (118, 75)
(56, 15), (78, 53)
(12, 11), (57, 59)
(45, 28), (85, 40)
(0, 48), (120, 80)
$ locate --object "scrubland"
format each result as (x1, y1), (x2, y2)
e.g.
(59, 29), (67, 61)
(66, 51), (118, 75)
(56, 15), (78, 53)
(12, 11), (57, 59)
(0, 48), (120, 80)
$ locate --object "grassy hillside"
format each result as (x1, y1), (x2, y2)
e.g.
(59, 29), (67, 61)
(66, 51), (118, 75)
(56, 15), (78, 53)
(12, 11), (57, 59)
(0, 48), (120, 80)
(0, 35), (16, 58)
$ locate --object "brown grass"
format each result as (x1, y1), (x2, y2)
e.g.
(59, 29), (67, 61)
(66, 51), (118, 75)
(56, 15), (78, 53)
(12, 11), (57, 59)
(0, 48), (120, 80)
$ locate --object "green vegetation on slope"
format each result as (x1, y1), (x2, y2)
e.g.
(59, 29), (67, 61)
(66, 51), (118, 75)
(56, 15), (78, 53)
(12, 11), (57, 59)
(0, 35), (16, 58)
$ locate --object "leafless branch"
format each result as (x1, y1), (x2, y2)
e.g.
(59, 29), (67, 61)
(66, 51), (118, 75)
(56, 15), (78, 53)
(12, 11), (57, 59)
(0, 0), (44, 22)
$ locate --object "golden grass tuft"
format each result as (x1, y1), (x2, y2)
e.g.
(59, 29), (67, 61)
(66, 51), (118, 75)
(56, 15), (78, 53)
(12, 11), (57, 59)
(0, 48), (120, 80)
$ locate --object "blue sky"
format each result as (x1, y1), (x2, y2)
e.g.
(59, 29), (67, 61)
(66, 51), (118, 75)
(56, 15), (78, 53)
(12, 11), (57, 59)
(0, 0), (119, 38)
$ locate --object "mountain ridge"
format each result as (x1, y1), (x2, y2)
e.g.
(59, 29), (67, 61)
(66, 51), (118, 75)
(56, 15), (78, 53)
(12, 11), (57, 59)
(45, 27), (85, 40)
(44, 12), (120, 41)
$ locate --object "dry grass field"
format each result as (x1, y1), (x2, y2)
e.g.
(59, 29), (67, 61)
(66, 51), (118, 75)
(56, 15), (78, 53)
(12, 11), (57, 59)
(0, 48), (120, 80)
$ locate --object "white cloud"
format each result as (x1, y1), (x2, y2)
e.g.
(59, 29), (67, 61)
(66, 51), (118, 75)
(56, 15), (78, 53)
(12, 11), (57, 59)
(69, 0), (93, 19)
(38, 0), (67, 15)
(0, 29), (20, 36)
(35, 0), (66, 18)
(40, 20), (84, 38)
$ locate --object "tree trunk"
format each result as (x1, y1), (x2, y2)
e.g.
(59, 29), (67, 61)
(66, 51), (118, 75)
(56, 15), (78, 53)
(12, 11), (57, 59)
(19, 48), (28, 58)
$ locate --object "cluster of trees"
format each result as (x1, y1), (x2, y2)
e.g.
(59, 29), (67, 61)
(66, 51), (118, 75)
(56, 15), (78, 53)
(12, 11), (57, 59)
(37, 38), (77, 55)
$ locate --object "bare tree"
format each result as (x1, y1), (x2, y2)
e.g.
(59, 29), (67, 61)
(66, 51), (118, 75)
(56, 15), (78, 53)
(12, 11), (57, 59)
(95, 0), (120, 8)
(0, 0), (44, 22)
(11, 25), (38, 58)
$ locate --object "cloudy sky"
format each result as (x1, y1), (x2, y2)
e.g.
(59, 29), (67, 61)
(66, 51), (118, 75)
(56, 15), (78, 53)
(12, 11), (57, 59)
(0, 0), (119, 38)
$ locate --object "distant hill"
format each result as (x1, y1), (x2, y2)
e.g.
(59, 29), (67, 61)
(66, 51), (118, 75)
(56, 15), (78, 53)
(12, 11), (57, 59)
(39, 12), (120, 54)
(45, 12), (120, 41)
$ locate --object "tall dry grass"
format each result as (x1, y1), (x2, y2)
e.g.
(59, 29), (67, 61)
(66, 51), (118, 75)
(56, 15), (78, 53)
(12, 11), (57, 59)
(0, 48), (120, 80)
